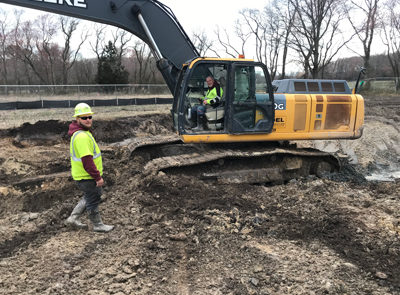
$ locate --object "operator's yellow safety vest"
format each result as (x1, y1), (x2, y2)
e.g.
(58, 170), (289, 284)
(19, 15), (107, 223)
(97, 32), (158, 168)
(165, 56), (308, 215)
(205, 86), (223, 105)
(70, 130), (103, 180)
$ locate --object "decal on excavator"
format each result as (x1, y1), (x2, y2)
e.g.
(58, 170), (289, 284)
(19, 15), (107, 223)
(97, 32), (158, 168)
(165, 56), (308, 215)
(274, 116), (286, 128)
(31, 0), (87, 8)
(274, 94), (286, 110)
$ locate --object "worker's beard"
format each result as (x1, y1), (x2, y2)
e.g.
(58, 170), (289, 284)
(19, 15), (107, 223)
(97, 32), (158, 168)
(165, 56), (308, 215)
(78, 122), (91, 131)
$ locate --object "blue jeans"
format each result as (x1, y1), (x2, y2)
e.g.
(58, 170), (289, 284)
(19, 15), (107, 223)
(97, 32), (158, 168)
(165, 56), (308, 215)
(191, 105), (206, 122)
(77, 179), (101, 211)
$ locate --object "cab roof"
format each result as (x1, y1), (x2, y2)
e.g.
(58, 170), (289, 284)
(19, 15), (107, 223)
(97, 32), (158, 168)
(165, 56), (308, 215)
(272, 79), (351, 94)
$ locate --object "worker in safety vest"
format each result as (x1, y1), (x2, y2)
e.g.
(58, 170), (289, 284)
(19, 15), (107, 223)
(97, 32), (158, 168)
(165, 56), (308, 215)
(192, 75), (223, 131)
(64, 103), (114, 232)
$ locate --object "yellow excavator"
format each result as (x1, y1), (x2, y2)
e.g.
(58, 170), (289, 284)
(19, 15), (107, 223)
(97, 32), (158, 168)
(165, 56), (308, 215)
(0, 0), (364, 184)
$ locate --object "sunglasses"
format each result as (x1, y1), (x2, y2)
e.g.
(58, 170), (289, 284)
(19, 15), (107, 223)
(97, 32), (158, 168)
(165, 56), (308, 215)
(79, 116), (92, 120)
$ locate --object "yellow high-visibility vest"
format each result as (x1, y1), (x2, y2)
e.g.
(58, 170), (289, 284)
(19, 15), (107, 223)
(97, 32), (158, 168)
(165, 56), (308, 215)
(205, 86), (223, 105)
(70, 130), (103, 180)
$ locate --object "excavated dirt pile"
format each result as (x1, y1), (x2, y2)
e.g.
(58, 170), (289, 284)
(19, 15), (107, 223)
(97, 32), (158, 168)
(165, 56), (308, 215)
(0, 97), (400, 295)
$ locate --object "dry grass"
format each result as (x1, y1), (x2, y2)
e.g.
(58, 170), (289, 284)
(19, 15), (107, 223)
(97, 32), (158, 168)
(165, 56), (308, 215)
(0, 104), (170, 129)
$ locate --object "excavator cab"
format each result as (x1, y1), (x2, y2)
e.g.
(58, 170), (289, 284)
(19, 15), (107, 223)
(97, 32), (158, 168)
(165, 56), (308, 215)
(172, 59), (275, 137)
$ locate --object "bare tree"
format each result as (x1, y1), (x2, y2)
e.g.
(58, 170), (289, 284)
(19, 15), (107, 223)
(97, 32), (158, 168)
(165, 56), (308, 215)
(325, 56), (363, 79)
(346, 0), (381, 77)
(89, 24), (107, 60)
(10, 19), (47, 84)
(274, 0), (296, 79)
(111, 28), (132, 61)
(213, 0), (294, 80)
(89, 25), (132, 83)
(8, 13), (67, 85)
(0, 9), (10, 84)
(6, 9), (30, 85)
(289, 0), (352, 78)
(191, 30), (214, 56)
(239, 5), (285, 80)
(381, 0), (400, 91)
(239, 10), (269, 66)
(213, 21), (250, 58)
(60, 16), (87, 85)
(130, 40), (153, 83)
(33, 14), (60, 84)
(72, 59), (96, 84)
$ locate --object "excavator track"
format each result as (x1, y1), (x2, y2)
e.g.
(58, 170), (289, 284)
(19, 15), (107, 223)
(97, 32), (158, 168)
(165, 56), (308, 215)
(117, 135), (340, 184)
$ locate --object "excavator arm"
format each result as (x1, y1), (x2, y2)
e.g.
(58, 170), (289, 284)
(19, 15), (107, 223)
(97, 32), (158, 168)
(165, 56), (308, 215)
(0, 0), (199, 93)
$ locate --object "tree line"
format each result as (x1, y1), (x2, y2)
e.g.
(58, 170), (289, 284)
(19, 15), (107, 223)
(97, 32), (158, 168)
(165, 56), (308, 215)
(0, 10), (164, 86)
(193, 0), (400, 90)
(0, 0), (399, 91)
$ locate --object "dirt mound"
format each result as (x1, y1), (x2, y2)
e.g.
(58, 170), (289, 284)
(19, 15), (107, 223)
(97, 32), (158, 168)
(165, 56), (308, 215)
(0, 98), (400, 294)
(6, 113), (173, 147)
(93, 113), (173, 143)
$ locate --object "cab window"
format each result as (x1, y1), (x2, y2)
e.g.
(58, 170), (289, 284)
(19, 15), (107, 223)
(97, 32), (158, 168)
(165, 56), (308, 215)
(182, 63), (227, 131)
(231, 64), (274, 133)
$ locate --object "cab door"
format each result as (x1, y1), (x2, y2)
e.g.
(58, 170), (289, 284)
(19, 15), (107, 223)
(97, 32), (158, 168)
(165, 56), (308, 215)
(227, 63), (275, 134)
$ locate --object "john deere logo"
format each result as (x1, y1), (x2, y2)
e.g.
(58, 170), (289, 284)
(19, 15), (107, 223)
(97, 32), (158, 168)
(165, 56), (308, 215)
(31, 0), (87, 9)
(274, 94), (286, 110)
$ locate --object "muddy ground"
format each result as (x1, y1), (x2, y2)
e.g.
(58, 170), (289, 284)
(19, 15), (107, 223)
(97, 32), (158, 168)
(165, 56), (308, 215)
(0, 95), (399, 295)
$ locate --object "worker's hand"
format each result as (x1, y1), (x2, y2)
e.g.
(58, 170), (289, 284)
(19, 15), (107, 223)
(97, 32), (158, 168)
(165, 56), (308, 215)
(202, 99), (208, 105)
(96, 177), (104, 187)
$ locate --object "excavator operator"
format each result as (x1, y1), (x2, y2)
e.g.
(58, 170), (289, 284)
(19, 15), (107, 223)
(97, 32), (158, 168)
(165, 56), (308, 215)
(191, 76), (223, 131)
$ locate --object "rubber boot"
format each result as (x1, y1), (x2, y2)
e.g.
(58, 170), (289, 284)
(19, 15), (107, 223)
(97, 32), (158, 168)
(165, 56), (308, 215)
(88, 208), (114, 233)
(192, 114), (205, 131)
(64, 198), (88, 229)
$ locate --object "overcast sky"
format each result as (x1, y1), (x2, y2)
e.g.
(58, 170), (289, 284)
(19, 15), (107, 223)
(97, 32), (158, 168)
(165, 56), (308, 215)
(161, 0), (268, 32)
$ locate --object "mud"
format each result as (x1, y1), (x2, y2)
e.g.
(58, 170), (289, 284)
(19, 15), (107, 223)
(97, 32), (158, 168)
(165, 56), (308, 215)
(0, 96), (400, 294)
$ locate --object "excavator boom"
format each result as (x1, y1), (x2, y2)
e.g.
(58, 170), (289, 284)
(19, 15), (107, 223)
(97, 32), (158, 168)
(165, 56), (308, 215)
(0, 0), (199, 92)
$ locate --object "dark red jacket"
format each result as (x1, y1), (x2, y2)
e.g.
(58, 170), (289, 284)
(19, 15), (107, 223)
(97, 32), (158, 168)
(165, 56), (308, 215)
(68, 121), (102, 182)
